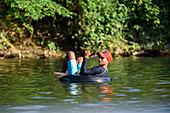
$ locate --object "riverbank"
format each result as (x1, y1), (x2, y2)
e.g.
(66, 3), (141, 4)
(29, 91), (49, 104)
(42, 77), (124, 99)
(0, 46), (66, 59)
(0, 46), (169, 59)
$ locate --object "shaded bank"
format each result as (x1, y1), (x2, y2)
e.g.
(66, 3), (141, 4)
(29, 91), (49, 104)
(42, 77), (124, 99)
(0, 47), (66, 59)
(0, 46), (169, 59)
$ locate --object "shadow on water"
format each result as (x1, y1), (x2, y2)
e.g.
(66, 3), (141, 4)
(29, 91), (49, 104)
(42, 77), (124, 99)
(0, 57), (170, 113)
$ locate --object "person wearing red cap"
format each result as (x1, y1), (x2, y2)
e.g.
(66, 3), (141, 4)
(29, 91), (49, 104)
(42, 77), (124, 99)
(54, 50), (112, 78)
(80, 50), (112, 77)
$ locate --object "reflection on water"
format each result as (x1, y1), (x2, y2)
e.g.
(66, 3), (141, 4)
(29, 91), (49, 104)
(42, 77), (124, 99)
(0, 57), (170, 113)
(68, 83), (80, 95)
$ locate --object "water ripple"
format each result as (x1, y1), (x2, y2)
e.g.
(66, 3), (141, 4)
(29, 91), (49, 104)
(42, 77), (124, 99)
(153, 89), (166, 92)
(130, 74), (144, 78)
(123, 89), (142, 92)
(115, 94), (127, 97)
(30, 96), (56, 99)
(131, 97), (139, 99)
(161, 95), (168, 97)
(62, 99), (76, 102)
(155, 81), (170, 84)
(38, 92), (53, 94)
(126, 101), (141, 104)
(7, 105), (48, 110)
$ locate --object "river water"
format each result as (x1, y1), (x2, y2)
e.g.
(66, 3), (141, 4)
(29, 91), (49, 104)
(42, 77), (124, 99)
(0, 57), (169, 113)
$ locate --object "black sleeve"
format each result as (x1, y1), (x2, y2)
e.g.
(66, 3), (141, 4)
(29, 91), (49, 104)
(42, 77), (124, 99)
(80, 58), (104, 75)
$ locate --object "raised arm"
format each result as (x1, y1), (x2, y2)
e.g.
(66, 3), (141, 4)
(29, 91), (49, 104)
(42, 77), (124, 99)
(81, 50), (100, 75)
(84, 50), (93, 59)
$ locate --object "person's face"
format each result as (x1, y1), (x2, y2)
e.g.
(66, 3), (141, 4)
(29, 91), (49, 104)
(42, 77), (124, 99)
(98, 56), (109, 66)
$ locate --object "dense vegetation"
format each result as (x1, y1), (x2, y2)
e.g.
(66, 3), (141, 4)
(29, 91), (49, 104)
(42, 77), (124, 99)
(0, 0), (169, 58)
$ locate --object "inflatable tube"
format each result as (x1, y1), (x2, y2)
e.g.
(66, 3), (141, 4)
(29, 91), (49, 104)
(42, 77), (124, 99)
(59, 75), (112, 83)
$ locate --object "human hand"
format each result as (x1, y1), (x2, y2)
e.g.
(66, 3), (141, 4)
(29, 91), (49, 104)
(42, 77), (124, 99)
(85, 50), (93, 58)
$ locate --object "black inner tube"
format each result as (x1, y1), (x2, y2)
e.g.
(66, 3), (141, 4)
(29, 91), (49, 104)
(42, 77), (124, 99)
(59, 75), (112, 83)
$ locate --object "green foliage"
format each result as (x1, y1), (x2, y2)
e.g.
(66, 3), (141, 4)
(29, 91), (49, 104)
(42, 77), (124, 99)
(0, 0), (169, 53)
(2, 0), (76, 34)
(6, 0), (76, 20)
(47, 41), (60, 52)
(76, 0), (129, 52)
(47, 41), (56, 51)
(73, 0), (169, 51)
(0, 31), (9, 49)
(0, 30), (6, 40)
(120, 0), (170, 50)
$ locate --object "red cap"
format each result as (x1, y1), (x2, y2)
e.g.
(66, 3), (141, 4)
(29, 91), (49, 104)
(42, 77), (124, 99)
(97, 50), (112, 63)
